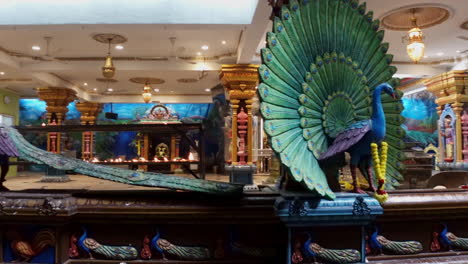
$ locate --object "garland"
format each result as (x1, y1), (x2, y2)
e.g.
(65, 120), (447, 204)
(371, 142), (388, 203)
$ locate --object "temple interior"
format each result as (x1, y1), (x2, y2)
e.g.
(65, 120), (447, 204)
(0, 1), (468, 264)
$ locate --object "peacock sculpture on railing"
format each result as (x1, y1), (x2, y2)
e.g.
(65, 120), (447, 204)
(259, 0), (405, 201)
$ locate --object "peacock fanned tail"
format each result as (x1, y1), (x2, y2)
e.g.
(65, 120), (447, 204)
(3, 126), (242, 195)
(446, 232), (468, 250)
(158, 239), (211, 260)
(376, 235), (423, 255)
(309, 243), (361, 263)
(259, 0), (405, 198)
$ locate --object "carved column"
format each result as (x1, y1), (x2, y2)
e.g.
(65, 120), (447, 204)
(426, 70), (468, 168)
(76, 101), (101, 160)
(220, 64), (259, 165)
(37, 87), (77, 153)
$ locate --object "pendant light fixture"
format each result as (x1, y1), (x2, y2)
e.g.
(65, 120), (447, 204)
(405, 9), (425, 63)
(102, 38), (116, 78)
(142, 82), (152, 103)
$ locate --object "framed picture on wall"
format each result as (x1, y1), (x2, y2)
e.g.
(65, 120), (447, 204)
(0, 114), (14, 126)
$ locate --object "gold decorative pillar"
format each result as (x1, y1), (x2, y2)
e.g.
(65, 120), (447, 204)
(426, 70), (468, 163)
(76, 101), (102, 160)
(37, 87), (77, 153)
(220, 64), (259, 165)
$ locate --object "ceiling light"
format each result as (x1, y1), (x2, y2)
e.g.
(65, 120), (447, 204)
(142, 83), (152, 103)
(107, 88), (113, 92)
(115, 45), (124, 50)
(93, 88), (98, 91)
(197, 52), (201, 56)
(436, 52), (444, 56)
(32, 45), (41, 51)
(221, 40), (226, 45)
(0, 72), (4, 75)
(423, 55), (428, 58)
(456, 50), (461, 53)
(83, 82), (88, 86)
(153, 88), (160, 92)
(102, 38), (115, 78)
(205, 88), (210, 92)
(404, 9), (425, 63)
(170, 91), (174, 93)
(201, 45), (209, 50)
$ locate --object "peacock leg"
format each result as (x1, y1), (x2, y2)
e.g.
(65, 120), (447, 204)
(366, 166), (376, 192)
(350, 165), (365, 194)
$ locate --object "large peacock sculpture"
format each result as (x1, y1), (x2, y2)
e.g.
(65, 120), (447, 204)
(259, 0), (405, 200)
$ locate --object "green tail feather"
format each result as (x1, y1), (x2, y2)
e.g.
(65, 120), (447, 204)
(377, 236), (423, 255)
(310, 243), (361, 263)
(447, 232), (468, 250)
(259, 0), (405, 198)
(4, 126), (242, 195)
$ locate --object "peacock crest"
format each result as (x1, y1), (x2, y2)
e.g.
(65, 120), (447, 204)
(259, 0), (405, 199)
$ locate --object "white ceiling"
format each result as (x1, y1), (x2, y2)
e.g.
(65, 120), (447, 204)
(0, 0), (466, 102)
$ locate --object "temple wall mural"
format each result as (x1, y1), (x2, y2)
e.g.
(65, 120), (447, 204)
(401, 90), (438, 147)
(18, 99), (220, 163)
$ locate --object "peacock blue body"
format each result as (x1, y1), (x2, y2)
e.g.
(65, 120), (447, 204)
(259, 0), (405, 199)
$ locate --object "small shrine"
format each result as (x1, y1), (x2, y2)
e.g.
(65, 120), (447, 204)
(136, 104), (187, 172)
(426, 70), (468, 170)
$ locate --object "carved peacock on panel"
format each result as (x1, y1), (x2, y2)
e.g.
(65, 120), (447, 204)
(259, 0), (405, 200)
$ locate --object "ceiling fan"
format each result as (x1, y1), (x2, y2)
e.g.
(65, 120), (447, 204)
(39, 36), (64, 62)
(137, 37), (196, 65)
(6, 36), (65, 63)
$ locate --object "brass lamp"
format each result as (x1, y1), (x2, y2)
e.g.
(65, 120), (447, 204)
(102, 38), (116, 78)
(142, 83), (152, 103)
(405, 9), (425, 63)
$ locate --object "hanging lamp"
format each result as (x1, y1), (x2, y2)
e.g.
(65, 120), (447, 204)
(142, 82), (152, 103)
(405, 9), (425, 63)
(102, 38), (116, 78)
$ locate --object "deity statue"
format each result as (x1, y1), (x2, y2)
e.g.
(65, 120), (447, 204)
(443, 116), (454, 162)
(155, 143), (169, 159)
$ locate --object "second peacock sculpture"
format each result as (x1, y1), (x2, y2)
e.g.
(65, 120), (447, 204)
(259, 0), (405, 201)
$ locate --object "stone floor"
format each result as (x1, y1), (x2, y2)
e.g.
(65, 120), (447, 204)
(4, 171), (275, 191)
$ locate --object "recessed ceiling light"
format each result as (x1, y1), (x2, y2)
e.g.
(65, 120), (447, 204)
(83, 82), (88, 86)
(0, 72), (4, 75)
(201, 45), (209, 50)
(107, 88), (113, 92)
(153, 88), (160, 92)
(170, 90), (174, 93)
(32, 45), (41, 51)
(115, 45), (124, 50)
(456, 50), (461, 53)
(93, 88), (98, 91)
(197, 52), (201, 56)
(221, 40), (226, 45)
(436, 52), (444, 56)
(205, 88), (210, 92)
(423, 55), (428, 58)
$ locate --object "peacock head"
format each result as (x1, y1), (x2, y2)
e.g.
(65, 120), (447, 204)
(439, 224), (452, 246)
(379, 83), (397, 99)
(150, 228), (163, 254)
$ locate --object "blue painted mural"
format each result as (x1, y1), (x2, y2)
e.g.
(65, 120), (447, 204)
(19, 99), (216, 161)
(401, 90), (438, 146)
